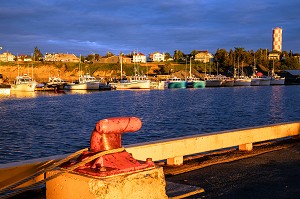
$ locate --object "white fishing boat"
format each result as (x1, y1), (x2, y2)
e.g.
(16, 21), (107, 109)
(215, 75), (234, 87)
(10, 74), (37, 92)
(204, 75), (222, 87)
(64, 73), (104, 90)
(270, 74), (285, 85)
(250, 76), (261, 86)
(111, 54), (151, 90)
(234, 76), (251, 86)
(234, 58), (251, 86)
(269, 61), (285, 85)
(259, 76), (271, 86)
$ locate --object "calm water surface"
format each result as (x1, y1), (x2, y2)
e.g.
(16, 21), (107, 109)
(0, 86), (299, 164)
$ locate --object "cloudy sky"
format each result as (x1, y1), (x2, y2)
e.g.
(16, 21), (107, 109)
(0, 0), (299, 56)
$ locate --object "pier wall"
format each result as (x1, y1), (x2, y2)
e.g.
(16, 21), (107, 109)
(126, 122), (300, 165)
(0, 121), (299, 189)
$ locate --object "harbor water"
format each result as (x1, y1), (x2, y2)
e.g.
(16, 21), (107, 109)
(0, 86), (299, 164)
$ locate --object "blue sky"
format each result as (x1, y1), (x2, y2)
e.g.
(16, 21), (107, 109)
(0, 0), (299, 56)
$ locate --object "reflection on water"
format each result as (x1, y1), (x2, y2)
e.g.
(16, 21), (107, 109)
(64, 90), (101, 95)
(9, 91), (38, 98)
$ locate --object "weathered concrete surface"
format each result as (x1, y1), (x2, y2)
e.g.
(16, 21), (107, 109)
(165, 139), (300, 199)
(46, 167), (167, 199)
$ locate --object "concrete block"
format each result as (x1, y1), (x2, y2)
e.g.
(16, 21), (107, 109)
(167, 156), (183, 166)
(239, 143), (253, 151)
(46, 166), (167, 199)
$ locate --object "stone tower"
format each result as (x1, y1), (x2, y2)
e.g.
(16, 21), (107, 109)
(272, 27), (282, 52)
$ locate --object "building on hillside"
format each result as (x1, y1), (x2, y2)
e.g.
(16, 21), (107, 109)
(149, 52), (165, 62)
(0, 52), (16, 62)
(99, 55), (131, 63)
(132, 52), (146, 63)
(268, 51), (280, 60)
(17, 55), (32, 62)
(272, 27), (282, 52)
(44, 53), (80, 62)
(194, 51), (214, 63)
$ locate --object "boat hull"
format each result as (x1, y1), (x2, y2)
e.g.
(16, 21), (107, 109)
(167, 81), (187, 89)
(221, 80), (234, 87)
(111, 81), (151, 90)
(64, 82), (101, 90)
(187, 81), (205, 88)
(251, 78), (261, 86)
(11, 82), (37, 92)
(205, 80), (222, 87)
(270, 78), (285, 85)
(234, 79), (251, 86)
(259, 77), (271, 86)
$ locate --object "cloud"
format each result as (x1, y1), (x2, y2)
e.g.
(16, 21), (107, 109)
(0, 0), (299, 56)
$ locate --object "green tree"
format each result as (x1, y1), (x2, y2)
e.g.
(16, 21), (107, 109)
(173, 50), (184, 62)
(164, 52), (171, 60)
(33, 47), (43, 61)
(214, 49), (229, 72)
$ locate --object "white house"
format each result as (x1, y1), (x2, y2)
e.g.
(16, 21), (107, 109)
(132, 52), (147, 63)
(150, 52), (165, 62)
(0, 52), (16, 62)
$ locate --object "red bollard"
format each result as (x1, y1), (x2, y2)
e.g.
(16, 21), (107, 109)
(61, 117), (154, 177)
(90, 117), (142, 152)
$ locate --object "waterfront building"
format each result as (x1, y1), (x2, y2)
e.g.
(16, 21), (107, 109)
(272, 27), (282, 52)
(194, 51), (214, 63)
(44, 53), (80, 62)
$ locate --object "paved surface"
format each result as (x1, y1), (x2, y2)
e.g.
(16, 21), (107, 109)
(165, 138), (300, 199)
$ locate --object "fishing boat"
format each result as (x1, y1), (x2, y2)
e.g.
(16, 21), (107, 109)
(204, 75), (222, 87)
(111, 54), (151, 90)
(269, 61), (285, 85)
(270, 74), (285, 85)
(46, 76), (67, 91)
(186, 77), (205, 88)
(166, 77), (187, 89)
(10, 74), (37, 92)
(217, 75), (234, 87)
(234, 76), (251, 86)
(259, 76), (271, 86)
(234, 59), (251, 86)
(186, 59), (205, 88)
(64, 73), (104, 90)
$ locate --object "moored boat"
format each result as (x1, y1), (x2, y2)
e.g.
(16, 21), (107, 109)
(270, 74), (285, 85)
(10, 74), (37, 92)
(186, 77), (205, 88)
(204, 75), (222, 87)
(259, 76), (271, 86)
(234, 76), (251, 86)
(166, 77), (187, 89)
(46, 76), (67, 91)
(64, 73), (104, 90)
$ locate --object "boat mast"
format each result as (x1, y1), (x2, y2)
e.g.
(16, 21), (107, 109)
(120, 54), (123, 80)
(189, 56), (192, 77)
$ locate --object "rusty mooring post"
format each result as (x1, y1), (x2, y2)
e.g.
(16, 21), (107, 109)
(46, 117), (168, 199)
